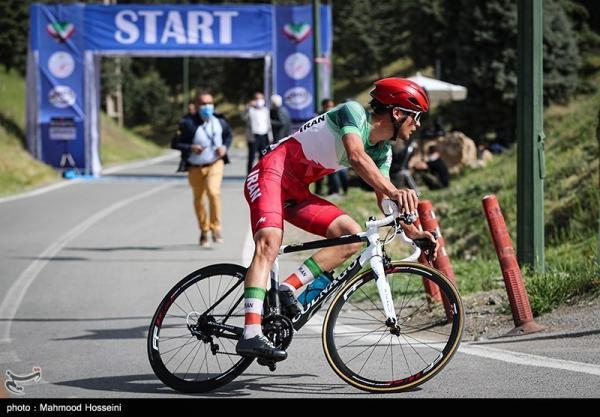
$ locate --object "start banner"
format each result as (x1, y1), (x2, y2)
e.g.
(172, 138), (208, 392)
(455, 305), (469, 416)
(27, 3), (332, 175)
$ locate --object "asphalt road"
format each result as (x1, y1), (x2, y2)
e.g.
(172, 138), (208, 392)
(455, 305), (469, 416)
(1, 150), (599, 398)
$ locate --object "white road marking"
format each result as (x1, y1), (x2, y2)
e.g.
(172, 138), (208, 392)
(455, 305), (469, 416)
(0, 184), (173, 346)
(303, 313), (600, 377)
(458, 344), (600, 377)
(0, 151), (177, 205)
(0, 180), (80, 205)
(102, 151), (178, 175)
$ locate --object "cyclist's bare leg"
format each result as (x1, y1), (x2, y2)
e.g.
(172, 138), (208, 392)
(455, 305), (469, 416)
(311, 215), (362, 271)
(246, 227), (283, 290)
(236, 226), (287, 361)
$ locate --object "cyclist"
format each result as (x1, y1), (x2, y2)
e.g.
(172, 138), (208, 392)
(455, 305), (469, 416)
(237, 78), (440, 361)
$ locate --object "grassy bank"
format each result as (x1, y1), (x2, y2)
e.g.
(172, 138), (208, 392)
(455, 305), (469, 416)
(0, 68), (166, 197)
(336, 74), (600, 315)
(0, 68), (59, 196)
(99, 114), (165, 166)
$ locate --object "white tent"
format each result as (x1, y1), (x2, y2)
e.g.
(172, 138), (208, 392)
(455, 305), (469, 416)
(407, 72), (468, 103)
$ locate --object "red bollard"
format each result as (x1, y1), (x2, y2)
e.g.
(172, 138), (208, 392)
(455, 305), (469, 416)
(417, 201), (457, 286)
(482, 195), (545, 336)
(417, 200), (456, 320)
(413, 216), (443, 302)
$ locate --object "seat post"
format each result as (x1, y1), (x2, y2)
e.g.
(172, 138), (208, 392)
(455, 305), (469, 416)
(268, 257), (281, 312)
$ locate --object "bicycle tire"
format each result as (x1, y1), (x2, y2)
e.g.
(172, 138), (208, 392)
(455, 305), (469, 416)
(322, 261), (463, 393)
(147, 263), (254, 393)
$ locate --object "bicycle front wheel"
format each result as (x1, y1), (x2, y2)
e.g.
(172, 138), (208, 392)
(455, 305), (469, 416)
(147, 263), (253, 393)
(322, 261), (463, 393)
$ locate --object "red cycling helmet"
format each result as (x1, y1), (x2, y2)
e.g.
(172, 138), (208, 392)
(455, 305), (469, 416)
(370, 77), (430, 113)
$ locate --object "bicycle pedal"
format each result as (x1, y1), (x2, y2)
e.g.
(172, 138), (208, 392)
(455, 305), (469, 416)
(257, 358), (277, 372)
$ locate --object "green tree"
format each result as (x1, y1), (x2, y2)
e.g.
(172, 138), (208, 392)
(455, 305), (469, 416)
(331, 0), (409, 82)
(119, 59), (175, 129)
(0, 1), (30, 73)
(406, 0), (584, 141)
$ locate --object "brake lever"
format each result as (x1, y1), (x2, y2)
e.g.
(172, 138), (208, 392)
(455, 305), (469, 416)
(395, 212), (418, 226)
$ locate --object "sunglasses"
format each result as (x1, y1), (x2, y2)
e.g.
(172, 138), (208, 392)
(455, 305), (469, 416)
(396, 106), (423, 123)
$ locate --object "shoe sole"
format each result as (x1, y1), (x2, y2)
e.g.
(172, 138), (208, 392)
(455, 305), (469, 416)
(236, 349), (287, 361)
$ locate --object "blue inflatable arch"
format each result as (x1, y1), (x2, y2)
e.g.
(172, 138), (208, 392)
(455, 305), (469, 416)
(27, 3), (331, 175)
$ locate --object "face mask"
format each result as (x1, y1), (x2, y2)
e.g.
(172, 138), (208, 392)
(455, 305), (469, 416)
(255, 99), (265, 108)
(199, 104), (214, 119)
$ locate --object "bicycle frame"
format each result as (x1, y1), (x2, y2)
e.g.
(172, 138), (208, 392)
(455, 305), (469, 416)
(267, 218), (422, 332)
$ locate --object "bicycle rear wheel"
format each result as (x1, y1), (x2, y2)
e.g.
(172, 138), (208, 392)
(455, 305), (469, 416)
(147, 263), (253, 393)
(322, 261), (463, 393)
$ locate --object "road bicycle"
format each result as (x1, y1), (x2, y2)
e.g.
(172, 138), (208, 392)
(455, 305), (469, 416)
(147, 201), (464, 393)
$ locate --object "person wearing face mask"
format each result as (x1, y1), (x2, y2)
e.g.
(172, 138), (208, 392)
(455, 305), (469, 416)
(242, 92), (273, 174)
(171, 91), (232, 247)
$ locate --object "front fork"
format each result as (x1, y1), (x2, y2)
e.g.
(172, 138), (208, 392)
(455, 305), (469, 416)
(363, 231), (399, 328)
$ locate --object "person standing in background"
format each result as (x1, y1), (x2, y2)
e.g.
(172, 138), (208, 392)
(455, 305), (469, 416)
(242, 92), (272, 174)
(413, 145), (450, 189)
(186, 99), (196, 118)
(172, 91), (232, 247)
(269, 94), (291, 143)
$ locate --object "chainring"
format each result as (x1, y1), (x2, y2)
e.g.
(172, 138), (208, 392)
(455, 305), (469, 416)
(262, 314), (294, 350)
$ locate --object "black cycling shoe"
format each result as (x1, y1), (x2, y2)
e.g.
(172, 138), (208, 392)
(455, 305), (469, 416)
(236, 335), (288, 361)
(278, 286), (303, 318)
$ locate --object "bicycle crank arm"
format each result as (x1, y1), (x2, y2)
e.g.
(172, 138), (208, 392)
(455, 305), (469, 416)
(195, 321), (243, 340)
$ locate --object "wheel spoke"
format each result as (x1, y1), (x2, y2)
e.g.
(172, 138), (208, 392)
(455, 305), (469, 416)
(358, 286), (386, 320)
(341, 326), (387, 364)
(401, 331), (444, 354)
(195, 344), (209, 381)
(356, 329), (389, 374)
(161, 336), (196, 366)
(336, 324), (387, 350)
(183, 343), (203, 380)
(160, 333), (193, 342)
(173, 340), (201, 374)
(195, 282), (208, 311)
(396, 334), (412, 376)
(400, 333), (431, 367)
(346, 301), (384, 324)
(325, 265), (463, 391)
(149, 266), (254, 391)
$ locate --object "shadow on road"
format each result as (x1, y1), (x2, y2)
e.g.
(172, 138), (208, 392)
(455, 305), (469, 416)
(0, 316), (150, 322)
(54, 372), (382, 397)
(66, 244), (202, 252)
(471, 328), (600, 345)
(52, 325), (149, 341)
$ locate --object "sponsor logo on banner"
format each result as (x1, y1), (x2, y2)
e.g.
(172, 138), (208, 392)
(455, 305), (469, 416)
(284, 53), (311, 80)
(46, 22), (75, 42)
(48, 52), (75, 79)
(49, 118), (77, 141)
(283, 23), (311, 43)
(48, 86), (76, 109)
(284, 87), (312, 110)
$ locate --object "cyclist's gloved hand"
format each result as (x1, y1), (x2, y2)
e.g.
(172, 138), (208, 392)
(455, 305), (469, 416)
(412, 231), (439, 263)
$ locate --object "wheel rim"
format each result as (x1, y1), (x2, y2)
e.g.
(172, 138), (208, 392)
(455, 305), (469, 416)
(325, 264), (463, 391)
(149, 267), (251, 387)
